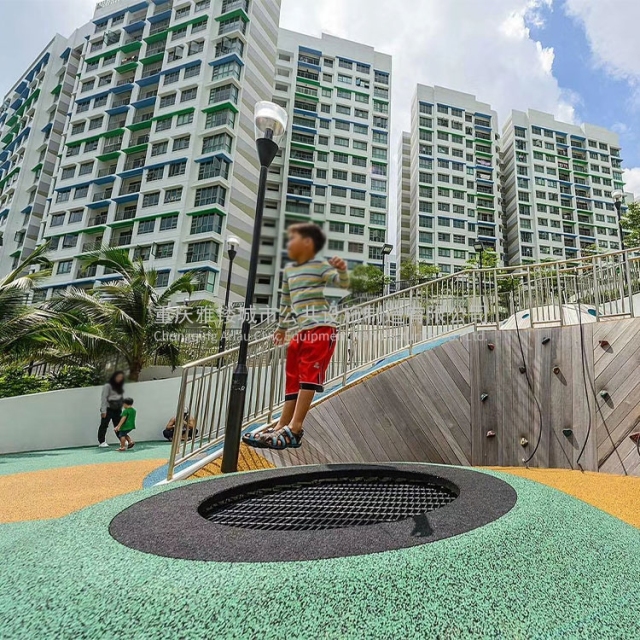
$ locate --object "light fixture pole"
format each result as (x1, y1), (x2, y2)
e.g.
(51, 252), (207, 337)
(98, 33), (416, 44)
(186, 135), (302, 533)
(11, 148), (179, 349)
(381, 243), (393, 296)
(612, 190), (626, 252)
(218, 236), (240, 354)
(221, 102), (288, 474)
(474, 240), (485, 318)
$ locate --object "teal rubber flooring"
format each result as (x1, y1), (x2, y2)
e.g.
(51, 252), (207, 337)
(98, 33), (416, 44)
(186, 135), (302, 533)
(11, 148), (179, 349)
(1, 468), (639, 639)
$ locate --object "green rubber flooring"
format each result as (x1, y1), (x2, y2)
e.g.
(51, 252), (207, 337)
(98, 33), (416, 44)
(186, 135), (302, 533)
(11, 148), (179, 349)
(1, 468), (639, 639)
(0, 441), (171, 476)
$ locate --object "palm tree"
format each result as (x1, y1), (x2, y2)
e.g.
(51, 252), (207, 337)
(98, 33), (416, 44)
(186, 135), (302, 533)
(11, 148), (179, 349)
(50, 247), (217, 381)
(0, 243), (55, 356)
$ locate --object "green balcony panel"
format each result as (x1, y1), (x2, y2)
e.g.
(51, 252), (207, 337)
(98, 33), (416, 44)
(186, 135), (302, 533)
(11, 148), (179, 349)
(295, 91), (319, 103)
(143, 31), (168, 45)
(96, 151), (122, 162)
(140, 53), (164, 66)
(51, 84), (62, 96)
(296, 76), (321, 87)
(103, 128), (125, 139)
(121, 40), (143, 54)
(115, 62), (139, 74)
(122, 143), (149, 155)
(126, 120), (153, 131)
(186, 206), (226, 217)
(202, 101), (238, 115)
(215, 8), (250, 22)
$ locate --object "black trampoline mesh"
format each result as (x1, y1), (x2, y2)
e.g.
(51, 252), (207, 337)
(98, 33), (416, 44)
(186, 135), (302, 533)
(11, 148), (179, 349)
(199, 474), (458, 531)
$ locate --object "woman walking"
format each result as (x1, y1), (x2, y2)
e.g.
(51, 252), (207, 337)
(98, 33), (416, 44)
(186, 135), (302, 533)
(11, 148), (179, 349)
(98, 371), (125, 447)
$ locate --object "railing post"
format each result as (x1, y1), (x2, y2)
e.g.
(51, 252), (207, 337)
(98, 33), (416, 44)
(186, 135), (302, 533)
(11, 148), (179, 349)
(408, 288), (414, 355)
(592, 255), (600, 320)
(167, 370), (189, 481)
(624, 251), (635, 318)
(266, 345), (280, 423)
(493, 268), (499, 329)
(555, 263), (563, 326)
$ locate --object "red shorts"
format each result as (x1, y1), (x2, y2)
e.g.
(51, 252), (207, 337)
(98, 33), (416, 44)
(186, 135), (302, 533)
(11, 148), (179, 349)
(285, 327), (337, 400)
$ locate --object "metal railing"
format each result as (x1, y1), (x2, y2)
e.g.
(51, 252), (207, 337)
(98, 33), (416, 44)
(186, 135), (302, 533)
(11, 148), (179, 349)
(166, 247), (640, 480)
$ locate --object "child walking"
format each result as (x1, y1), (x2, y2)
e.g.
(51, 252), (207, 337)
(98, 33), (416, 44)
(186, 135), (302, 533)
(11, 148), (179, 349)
(114, 398), (136, 452)
(244, 223), (349, 450)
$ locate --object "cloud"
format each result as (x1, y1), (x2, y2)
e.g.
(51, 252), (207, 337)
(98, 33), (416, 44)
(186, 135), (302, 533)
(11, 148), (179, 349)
(623, 168), (640, 199)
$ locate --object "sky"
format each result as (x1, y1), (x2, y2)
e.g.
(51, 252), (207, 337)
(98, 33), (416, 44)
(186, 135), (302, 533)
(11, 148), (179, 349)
(2, 0), (640, 197)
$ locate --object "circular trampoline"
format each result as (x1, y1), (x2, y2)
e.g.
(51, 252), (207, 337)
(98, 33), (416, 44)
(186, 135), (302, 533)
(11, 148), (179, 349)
(110, 464), (517, 562)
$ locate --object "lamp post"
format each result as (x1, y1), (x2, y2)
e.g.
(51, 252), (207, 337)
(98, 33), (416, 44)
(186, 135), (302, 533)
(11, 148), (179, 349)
(612, 190), (626, 252)
(474, 240), (485, 318)
(221, 101), (288, 474)
(380, 243), (393, 296)
(218, 235), (240, 354)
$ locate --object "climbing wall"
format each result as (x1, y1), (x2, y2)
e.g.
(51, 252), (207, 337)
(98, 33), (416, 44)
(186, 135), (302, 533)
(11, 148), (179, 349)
(262, 318), (640, 475)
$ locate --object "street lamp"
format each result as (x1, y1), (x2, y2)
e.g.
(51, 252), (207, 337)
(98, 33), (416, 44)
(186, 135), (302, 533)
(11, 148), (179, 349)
(474, 240), (486, 318)
(612, 190), (626, 252)
(218, 235), (240, 355)
(221, 101), (288, 474)
(381, 243), (393, 295)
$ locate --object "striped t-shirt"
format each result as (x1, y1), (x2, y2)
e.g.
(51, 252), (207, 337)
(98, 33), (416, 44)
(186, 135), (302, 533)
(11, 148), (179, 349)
(278, 259), (350, 331)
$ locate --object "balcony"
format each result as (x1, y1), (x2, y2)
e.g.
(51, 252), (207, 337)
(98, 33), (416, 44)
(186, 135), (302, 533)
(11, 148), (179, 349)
(97, 165), (117, 177)
(141, 66), (162, 79)
(148, 21), (170, 36)
(77, 265), (98, 278)
(113, 234), (133, 247)
(132, 112), (153, 124)
(221, 0), (249, 13)
(117, 77), (135, 86)
(103, 142), (123, 154)
(92, 191), (113, 202)
(120, 181), (141, 195)
(115, 207), (137, 221)
(215, 41), (244, 59)
(112, 97), (131, 108)
(89, 214), (107, 226)
(146, 44), (166, 57)
(81, 241), (102, 253)
(123, 157), (146, 171)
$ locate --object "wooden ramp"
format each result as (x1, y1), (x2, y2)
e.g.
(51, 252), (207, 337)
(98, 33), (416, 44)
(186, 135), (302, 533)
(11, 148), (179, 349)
(263, 318), (640, 476)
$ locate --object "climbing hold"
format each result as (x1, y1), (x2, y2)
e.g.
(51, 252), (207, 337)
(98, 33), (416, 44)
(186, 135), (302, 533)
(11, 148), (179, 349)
(486, 430), (496, 438)
(520, 437), (529, 447)
(487, 343), (495, 351)
(542, 337), (551, 345)
(562, 428), (573, 438)
(480, 393), (489, 402)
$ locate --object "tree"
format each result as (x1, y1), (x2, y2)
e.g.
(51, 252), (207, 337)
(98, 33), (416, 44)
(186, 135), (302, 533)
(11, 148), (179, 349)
(399, 260), (439, 286)
(621, 201), (640, 249)
(349, 264), (389, 295)
(49, 248), (217, 381)
(0, 243), (57, 356)
(466, 248), (498, 269)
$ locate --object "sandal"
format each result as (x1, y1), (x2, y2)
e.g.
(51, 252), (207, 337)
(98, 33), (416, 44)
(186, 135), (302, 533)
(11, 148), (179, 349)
(242, 426), (277, 449)
(263, 426), (304, 450)
(127, 441), (135, 450)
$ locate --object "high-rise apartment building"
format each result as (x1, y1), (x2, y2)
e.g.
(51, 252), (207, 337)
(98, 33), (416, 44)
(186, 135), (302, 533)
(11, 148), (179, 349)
(399, 85), (503, 276)
(396, 131), (411, 270)
(0, 31), (89, 277)
(15, 0), (281, 303)
(501, 109), (625, 264)
(266, 30), (392, 305)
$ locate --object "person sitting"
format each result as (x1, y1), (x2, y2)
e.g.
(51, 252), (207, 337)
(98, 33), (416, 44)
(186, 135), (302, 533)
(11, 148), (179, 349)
(163, 412), (198, 441)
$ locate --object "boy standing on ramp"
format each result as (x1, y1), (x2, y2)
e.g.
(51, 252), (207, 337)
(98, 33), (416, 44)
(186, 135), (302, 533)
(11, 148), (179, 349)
(244, 222), (349, 450)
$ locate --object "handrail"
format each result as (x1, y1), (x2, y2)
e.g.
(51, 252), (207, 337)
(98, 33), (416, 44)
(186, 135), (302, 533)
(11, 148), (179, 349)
(166, 247), (640, 480)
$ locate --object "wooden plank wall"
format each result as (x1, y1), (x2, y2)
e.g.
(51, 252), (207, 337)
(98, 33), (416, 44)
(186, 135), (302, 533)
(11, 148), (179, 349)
(263, 319), (640, 476)
(593, 319), (640, 476)
(262, 338), (472, 469)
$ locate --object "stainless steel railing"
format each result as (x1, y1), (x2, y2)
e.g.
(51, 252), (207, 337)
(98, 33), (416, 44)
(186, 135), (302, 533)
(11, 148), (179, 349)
(166, 247), (640, 480)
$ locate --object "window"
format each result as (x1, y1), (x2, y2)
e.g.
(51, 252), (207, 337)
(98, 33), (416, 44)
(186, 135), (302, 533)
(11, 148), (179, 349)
(160, 215), (178, 231)
(209, 84), (239, 105)
(354, 109), (368, 119)
(147, 167), (164, 182)
(173, 136), (190, 151)
(351, 173), (366, 184)
(156, 117), (172, 132)
(212, 61), (242, 81)
(57, 261), (72, 275)
(61, 167), (76, 180)
(333, 169), (348, 181)
(151, 141), (168, 156)
(353, 140), (367, 151)
(142, 192), (160, 208)
(332, 186), (347, 198)
(160, 94), (177, 109)
(352, 157), (366, 167)
(191, 212), (222, 235)
(69, 210), (83, 223)
(81, 80), (95, 93)
(50, 213), (66, 226)
(370, 195), (386, 209)
(335, 121), (350, 131)
(77, 101), (90, 113)
(334, 136), (349, 147)
(330, 205), (346, 217)
(351, 207), (365, 218)
(138, 219), (156, 234)
(194, 185), (226, 207)
(155, 242), (174, 259)
(181, 87), (197, 103)
(79, 162), (94, 176)
(169, 161), (187, 178)
(71, 122), (85, 136)
(56, 191), (71, 203)
(164, 71), (180, 85)
(198, 157), (229, 180)
(176, 112), (194, 126)
(355, 93), (369, 104)
(164, 187), (183, 203)
(202, 132), (232, 154)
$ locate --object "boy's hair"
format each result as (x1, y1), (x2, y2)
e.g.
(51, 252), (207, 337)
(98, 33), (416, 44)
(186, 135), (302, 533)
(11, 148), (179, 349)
(123, 397), (134, 405)
(288, 223), (326, 253)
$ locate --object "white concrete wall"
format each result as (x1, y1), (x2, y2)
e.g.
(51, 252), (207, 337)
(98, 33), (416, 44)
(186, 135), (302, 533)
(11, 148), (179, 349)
(0, 377), (181, 454)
